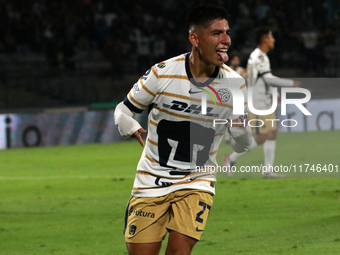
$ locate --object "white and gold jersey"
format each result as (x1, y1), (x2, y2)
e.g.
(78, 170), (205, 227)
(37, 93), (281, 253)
(247, 48), (294, 110)
(124, 53), (247, 197)
(247, 48), (272, 110)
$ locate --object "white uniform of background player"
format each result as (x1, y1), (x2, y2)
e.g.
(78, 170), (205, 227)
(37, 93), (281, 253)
(223, 28), (301, 178)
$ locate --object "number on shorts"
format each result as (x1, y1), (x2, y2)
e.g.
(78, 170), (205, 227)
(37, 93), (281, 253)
(195, 201), (211, 223)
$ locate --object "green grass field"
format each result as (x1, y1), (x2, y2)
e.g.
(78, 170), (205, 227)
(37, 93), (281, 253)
(1, 130), (340, 255)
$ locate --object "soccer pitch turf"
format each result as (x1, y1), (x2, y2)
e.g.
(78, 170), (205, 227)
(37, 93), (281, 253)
(0, 130), (339, 255)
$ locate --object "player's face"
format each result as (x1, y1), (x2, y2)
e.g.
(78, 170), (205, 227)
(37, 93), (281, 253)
(267, 31), (275, 49)
(196, 19), (231, 66)
(230, 56), (240, 67)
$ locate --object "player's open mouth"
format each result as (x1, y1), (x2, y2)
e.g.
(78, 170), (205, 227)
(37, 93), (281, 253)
(216, 49), (229, 62)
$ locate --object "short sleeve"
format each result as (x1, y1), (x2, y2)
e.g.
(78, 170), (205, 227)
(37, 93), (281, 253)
(123, 66), (159, 113)
(256, 55), (271, 76)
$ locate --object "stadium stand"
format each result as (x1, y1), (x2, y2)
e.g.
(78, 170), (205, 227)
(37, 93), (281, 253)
(0, 0), (339, 109)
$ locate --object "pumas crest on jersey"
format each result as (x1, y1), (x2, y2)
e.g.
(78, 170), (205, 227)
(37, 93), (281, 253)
(217, 88), (231, 103)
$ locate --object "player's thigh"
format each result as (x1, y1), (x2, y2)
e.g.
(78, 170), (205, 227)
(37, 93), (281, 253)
(124, 196), (170, 244)
(266, 129), (277, 140)
(249, 112), (277, 136)
(166, 190), (213, 242)
(165, 230), (197, 255)
(126, 242), (162, 255)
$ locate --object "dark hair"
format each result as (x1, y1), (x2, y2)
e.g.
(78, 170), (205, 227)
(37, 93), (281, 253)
(187, 4), (229, 29)
(254, 27), (271, 45)
(228, 52), (241, 61)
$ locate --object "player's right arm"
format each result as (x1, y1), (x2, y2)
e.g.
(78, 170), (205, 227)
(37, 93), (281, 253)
(114, 102), (147, 146)
(262, 72), (300, 87)
(114, 66), (159, 146)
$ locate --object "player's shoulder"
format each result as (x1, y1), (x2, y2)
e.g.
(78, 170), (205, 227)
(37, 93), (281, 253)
(248, 48), (268, 64)
(151, 53), (186, 76)
(220, 64), (243, 79)
(220, 64), (245, 87)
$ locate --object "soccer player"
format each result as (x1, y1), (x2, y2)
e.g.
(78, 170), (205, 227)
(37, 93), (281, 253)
(114, 4), (252, 255)
(223, 27), (300, 178)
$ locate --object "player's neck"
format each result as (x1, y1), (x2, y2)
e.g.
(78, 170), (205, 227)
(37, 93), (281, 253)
(189, 52), (216, 78)
(258, 45), (270, 54)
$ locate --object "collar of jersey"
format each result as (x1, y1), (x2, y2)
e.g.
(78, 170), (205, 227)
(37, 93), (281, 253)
(185, 53), (220, 88)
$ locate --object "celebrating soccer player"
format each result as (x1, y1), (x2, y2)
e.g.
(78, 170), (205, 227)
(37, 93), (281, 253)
(115, 4), (251, 255)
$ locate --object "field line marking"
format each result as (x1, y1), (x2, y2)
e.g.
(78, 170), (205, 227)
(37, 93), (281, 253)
(0, 175), (134, 181)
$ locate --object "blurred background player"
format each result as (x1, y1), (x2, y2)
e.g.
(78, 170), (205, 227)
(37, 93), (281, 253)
(223, 27), (301, 178)
(226, 52), (247, 78)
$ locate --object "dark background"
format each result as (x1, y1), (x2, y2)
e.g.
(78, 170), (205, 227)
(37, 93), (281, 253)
(1, 0), (339, 110)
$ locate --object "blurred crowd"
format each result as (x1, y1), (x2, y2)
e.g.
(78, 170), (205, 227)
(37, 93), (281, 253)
(1, 0), (340, 75)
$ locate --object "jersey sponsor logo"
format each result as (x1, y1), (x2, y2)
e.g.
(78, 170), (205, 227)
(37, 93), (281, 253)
(189, 88), (204, 94)
(162, 100), (218, 117)
(129, 207), (155, 218)
(157, 62), (166, 68)
(217, 89), (230, 102)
